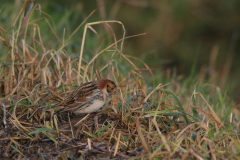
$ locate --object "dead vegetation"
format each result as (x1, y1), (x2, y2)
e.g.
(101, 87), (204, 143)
(0, 2), (240, 159)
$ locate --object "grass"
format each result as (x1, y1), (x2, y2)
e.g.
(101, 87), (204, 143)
(0, 2), (239, 159)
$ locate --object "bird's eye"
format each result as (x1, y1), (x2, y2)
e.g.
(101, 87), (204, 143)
(107, 85), (113, 93)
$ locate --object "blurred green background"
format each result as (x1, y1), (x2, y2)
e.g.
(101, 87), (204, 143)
(1, 0), (240, 102)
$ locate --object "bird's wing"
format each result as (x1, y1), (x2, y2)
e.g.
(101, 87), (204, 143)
(59, 96), (91, 112)
(61, 88), (103, 113)
(49, 81), (97, 111)
(72, 82), (98, 101)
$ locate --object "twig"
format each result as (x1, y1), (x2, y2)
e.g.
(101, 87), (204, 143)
(74, 113), (90, 126)
(1, 100), (7, 128)
(68, 112), (74, 139)
(27, 106), (44, 120)
(92, 143), (129, 158)
(114, 131), (121, 156)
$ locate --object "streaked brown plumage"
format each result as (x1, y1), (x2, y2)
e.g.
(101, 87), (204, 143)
(51, 79), (117, 114)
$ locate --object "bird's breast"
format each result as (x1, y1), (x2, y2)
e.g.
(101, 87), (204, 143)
(77, 99), (105, 113)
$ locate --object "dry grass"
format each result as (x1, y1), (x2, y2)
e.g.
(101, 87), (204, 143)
(0, 2), (240, 159)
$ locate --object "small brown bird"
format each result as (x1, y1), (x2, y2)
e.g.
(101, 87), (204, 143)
(51, 79), (117, 115)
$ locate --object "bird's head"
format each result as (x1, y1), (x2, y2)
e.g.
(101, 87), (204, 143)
(97, 79), (117, 96)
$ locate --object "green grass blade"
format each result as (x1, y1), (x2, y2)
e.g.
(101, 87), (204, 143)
(83, 131), (96, 138)
(192, 94), (198, 119)
(28, 127), (56, 135)
(159, 90), (191, 125)
(11, 145), (25, 157)
(42, 131), (58, 144)
(97, 123), (112, 137)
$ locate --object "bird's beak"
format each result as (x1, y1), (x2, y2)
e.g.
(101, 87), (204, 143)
(113, 88), (118, 95)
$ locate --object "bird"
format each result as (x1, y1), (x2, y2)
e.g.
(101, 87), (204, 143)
(49, 79), (117, 115)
